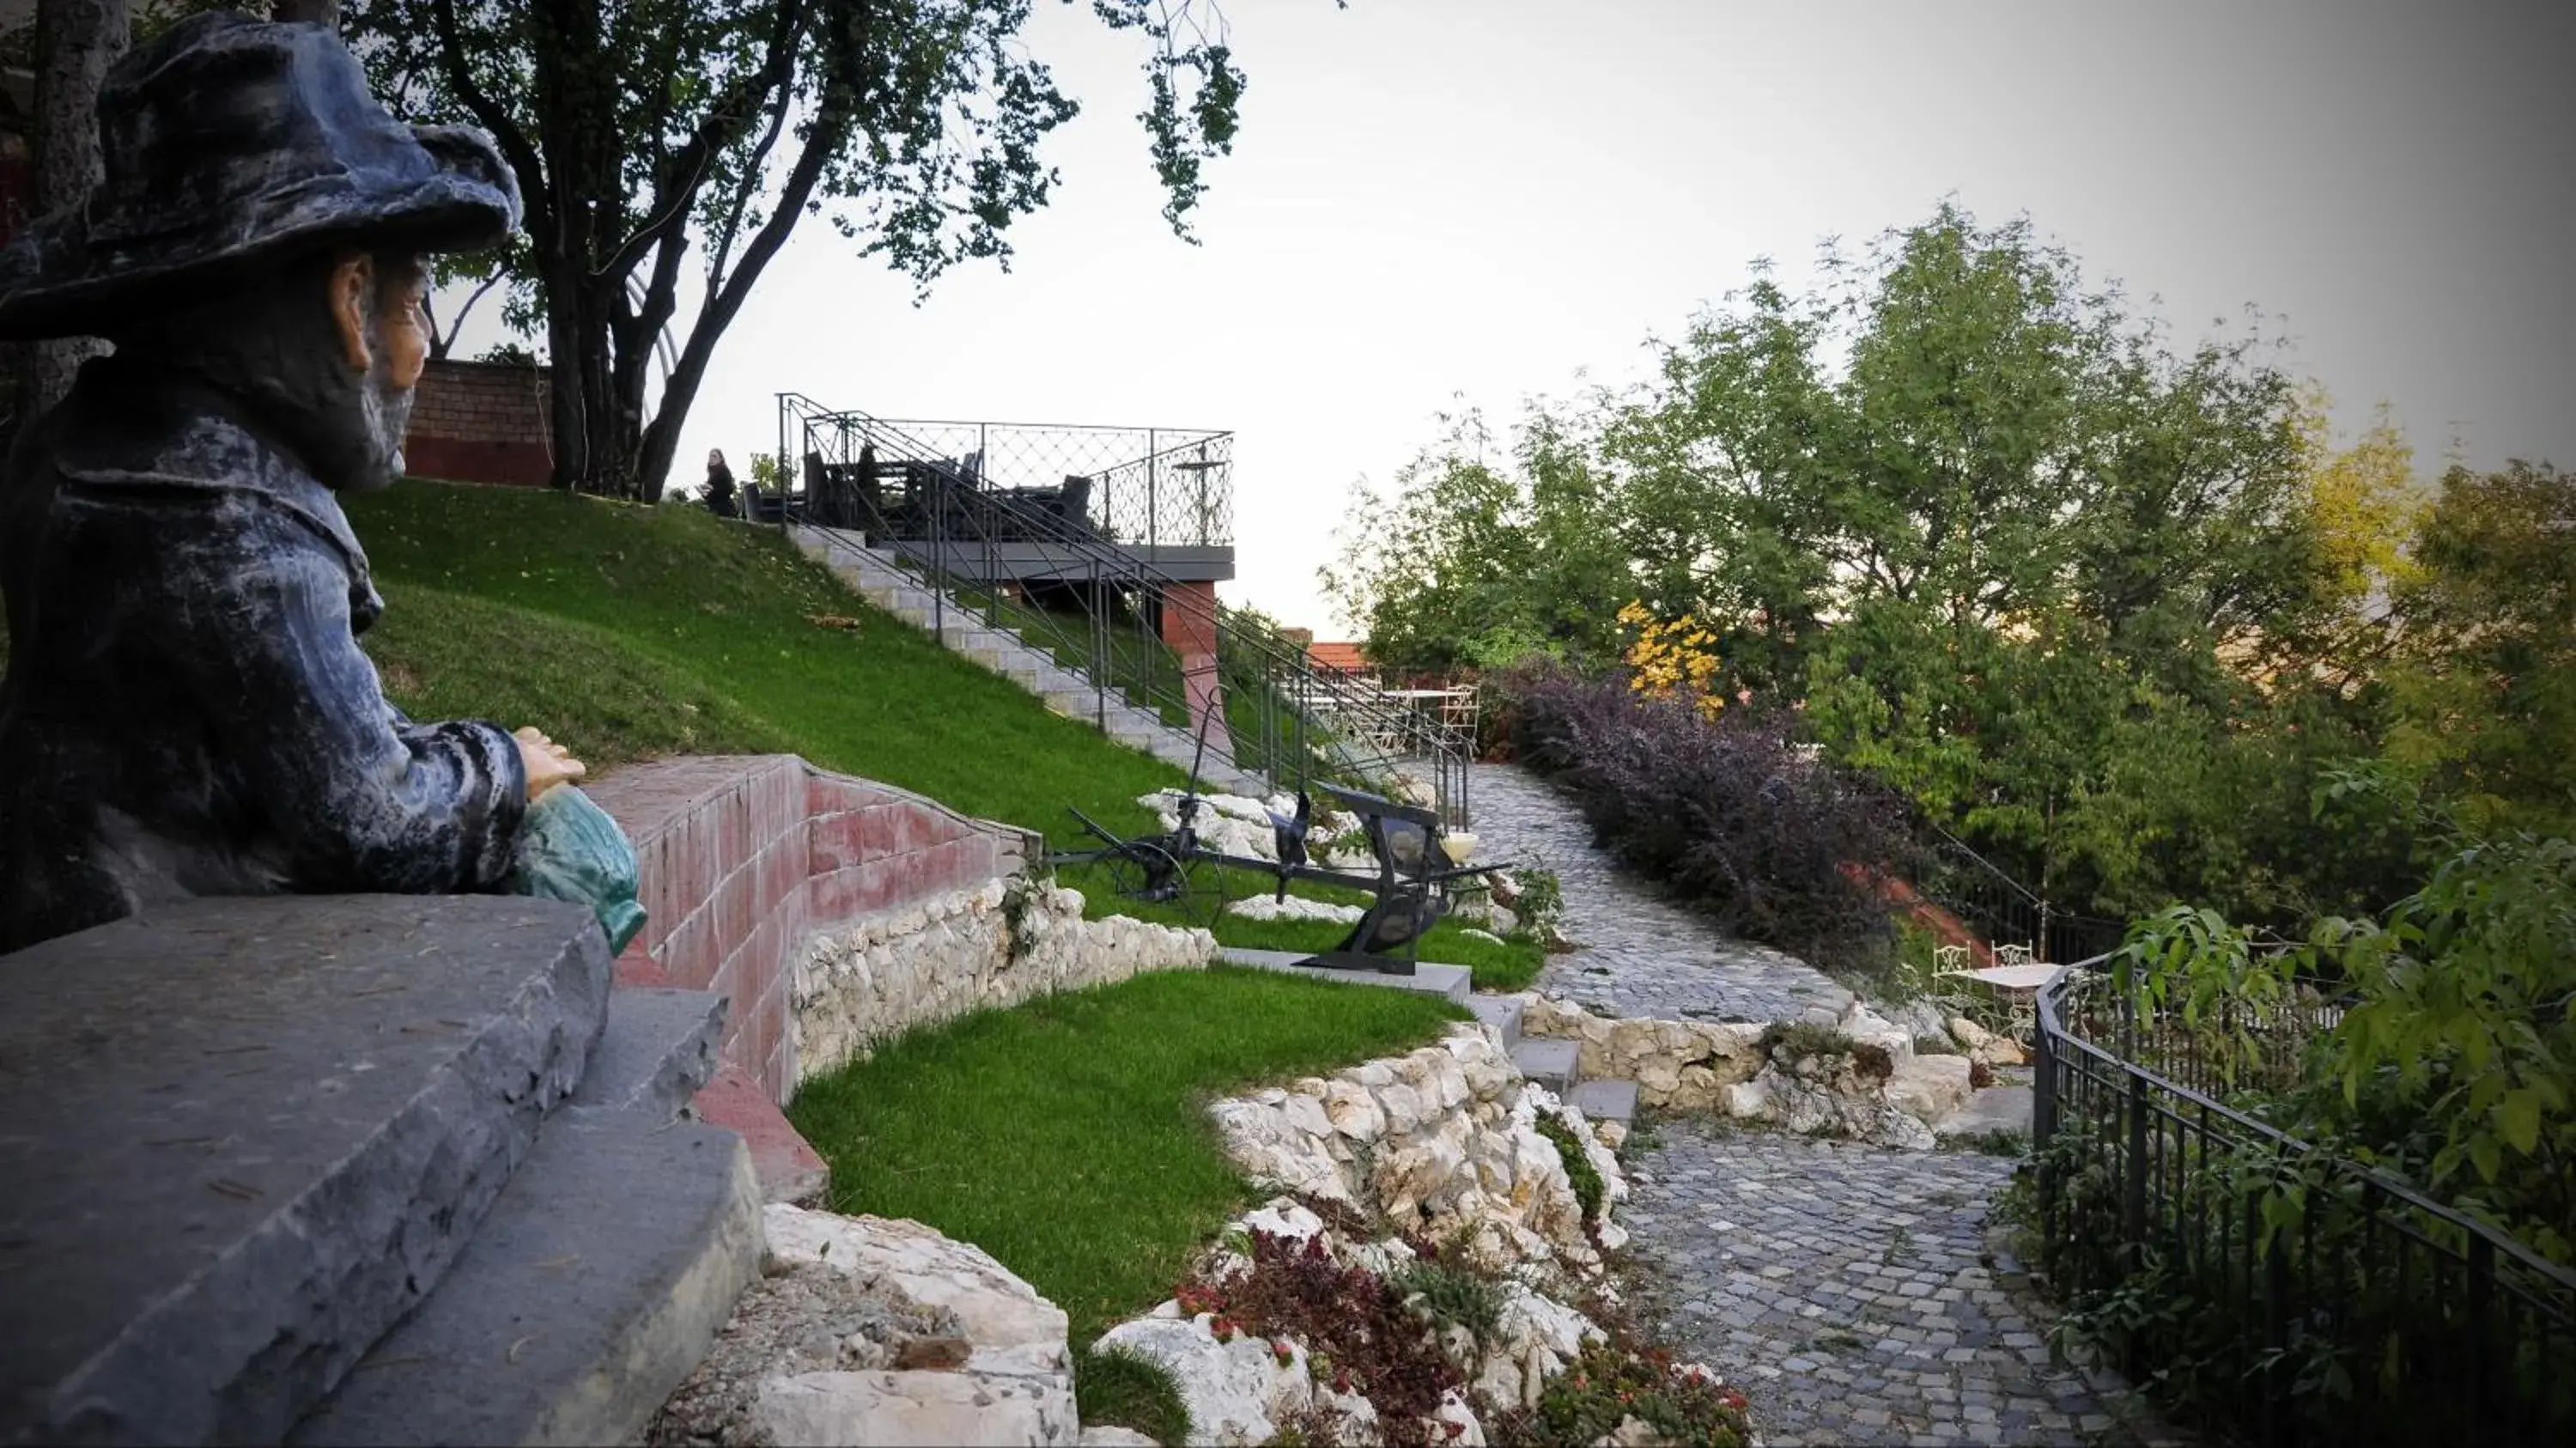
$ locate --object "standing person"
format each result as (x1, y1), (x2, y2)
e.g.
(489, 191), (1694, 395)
(703, 447), (738, 518)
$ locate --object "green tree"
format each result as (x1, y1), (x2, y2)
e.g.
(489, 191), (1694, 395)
(1604, 204), (2333, 914)
(1321, 405), (1631, 675)
(342, 0), (1280, 498)
(2379, 460), (2576, 838)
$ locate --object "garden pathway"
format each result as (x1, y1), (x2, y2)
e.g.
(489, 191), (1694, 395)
(1622, 1120), (2187, 1448)
(1467, 762), (1852, 1023)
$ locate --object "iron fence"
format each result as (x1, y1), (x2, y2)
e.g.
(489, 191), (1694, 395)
(773, 393), (1473, 828)
(2032, 964), (2576, 1446)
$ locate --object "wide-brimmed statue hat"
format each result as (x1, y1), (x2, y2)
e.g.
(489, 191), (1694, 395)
(0, 9), (521, 340)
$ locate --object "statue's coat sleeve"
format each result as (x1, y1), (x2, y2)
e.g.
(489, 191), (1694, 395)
(183, 520), (529, 893)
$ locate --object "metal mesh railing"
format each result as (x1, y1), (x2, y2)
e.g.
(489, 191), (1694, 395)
(773, 406), (1231, 549)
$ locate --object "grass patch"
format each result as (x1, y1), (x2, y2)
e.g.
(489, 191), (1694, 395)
(347, 484), (1186, 840)
(787, 965), (1467, 1343)
(1072, 1344), (1190, 1443)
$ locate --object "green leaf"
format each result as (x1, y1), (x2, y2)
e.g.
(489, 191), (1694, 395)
(2468, 1134), (2503, 1183)
(2497, 1088), (2543, 1155)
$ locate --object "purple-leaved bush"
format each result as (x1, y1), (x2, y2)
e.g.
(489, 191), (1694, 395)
(1499, 662), (1914, 976)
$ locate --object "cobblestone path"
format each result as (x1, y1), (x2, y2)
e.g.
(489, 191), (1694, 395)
(1468, 762), (1851, 1023)
(1623, 1120), (2186, 1447)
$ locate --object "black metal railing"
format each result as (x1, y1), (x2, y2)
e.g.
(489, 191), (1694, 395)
(2032, 964), (2576, 1446)
(1906, 824), (2126, 966)
(772, 393), (1473, 826)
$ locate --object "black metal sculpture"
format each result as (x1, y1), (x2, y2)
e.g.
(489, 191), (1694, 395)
(0, 12), (637, 954)
(1048, 720), (1496, 976)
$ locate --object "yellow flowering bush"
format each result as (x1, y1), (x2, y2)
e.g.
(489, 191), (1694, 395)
(1617, 600), (1725, 721)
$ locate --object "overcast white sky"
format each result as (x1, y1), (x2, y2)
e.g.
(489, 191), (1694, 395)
(463, 0), (2576, 636)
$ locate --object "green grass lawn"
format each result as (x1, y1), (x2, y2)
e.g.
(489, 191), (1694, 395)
(787, 964), (1467, 1342)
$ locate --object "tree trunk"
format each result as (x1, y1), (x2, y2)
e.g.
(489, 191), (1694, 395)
(270, 1), (343, 26)
(20, 0), (128, 422)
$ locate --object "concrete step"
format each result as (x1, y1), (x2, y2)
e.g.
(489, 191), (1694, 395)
(1467, 995), (1524, 1050)
(1217, 948), (1473, 1004)
(562, 986), (727, 1122)
(289, 1115), (762, 1447)
(1510, 1037), (1581, 1092)
(1935, 1084), (2033, 1142)
(1567, 1079), (1639, 1127)
(0, 896), (612, 1447)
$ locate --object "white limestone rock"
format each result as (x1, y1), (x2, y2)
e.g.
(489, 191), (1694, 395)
(1224, 894), (1366, 926)
(739, 1206), (1080, 1446)
(1091, 1315), (1313, 1447)
(1885, 1051), (1974, 1125)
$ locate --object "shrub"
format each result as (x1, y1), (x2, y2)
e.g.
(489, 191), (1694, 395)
(1393, 1256), (1504, 1349)
(1497, 660), (1913, 976)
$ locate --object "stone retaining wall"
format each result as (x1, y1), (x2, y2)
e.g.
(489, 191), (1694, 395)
(1206, 1023), (1625, 1269)
(793, 880), (1214, 1086)
(1516, 992), (1975, 1150)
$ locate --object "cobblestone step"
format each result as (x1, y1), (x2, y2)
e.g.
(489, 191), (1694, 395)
(1567, 1078), (1638, 1126)
(1510, 1037), (1580, 1092)
(1218, 948), (1472, 1004)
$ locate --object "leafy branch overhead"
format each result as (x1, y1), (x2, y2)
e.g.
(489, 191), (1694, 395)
(338, 0), (1276, 497)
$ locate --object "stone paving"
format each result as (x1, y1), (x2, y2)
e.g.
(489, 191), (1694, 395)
(1622, 1120), (2186, 1447)
(1469, 761), (1852, 1023)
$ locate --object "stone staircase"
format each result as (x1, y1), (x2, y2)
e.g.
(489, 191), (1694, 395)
(1, 896), (762, 1447)
(1469, 995), (1640, 1129)
(792, 527), (1272, 797)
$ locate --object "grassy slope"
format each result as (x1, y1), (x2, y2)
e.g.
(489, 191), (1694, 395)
(343, 482), (1535, 985)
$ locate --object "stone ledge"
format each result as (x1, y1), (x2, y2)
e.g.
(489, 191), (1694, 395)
(0, 895), (611, 1447)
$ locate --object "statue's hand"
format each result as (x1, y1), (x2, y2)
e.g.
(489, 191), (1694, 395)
(513, 726), (587, 800)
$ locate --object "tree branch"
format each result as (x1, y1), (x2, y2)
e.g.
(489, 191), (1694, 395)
(429, 0), (550, 241)
(426, 270), (504, 360)
(592, 0), (809, 283)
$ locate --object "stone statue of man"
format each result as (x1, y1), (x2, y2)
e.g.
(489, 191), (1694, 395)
(0, 12), (610, 953)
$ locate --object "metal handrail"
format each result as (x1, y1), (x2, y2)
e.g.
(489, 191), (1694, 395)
(2031, 957), (2576, 1446)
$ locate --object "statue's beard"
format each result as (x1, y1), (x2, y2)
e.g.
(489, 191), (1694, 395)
(314, 347), (413, 492)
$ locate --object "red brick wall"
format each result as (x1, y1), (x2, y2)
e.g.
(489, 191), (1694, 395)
(1159, 579), (1226, 745)
(585, 755), (1037, 1104)
(404, 359), (554, 488)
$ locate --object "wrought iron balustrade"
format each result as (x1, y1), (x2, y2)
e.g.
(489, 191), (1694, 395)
(774, 398), (1231, 549)
(2031, 964), (2576, 1447)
